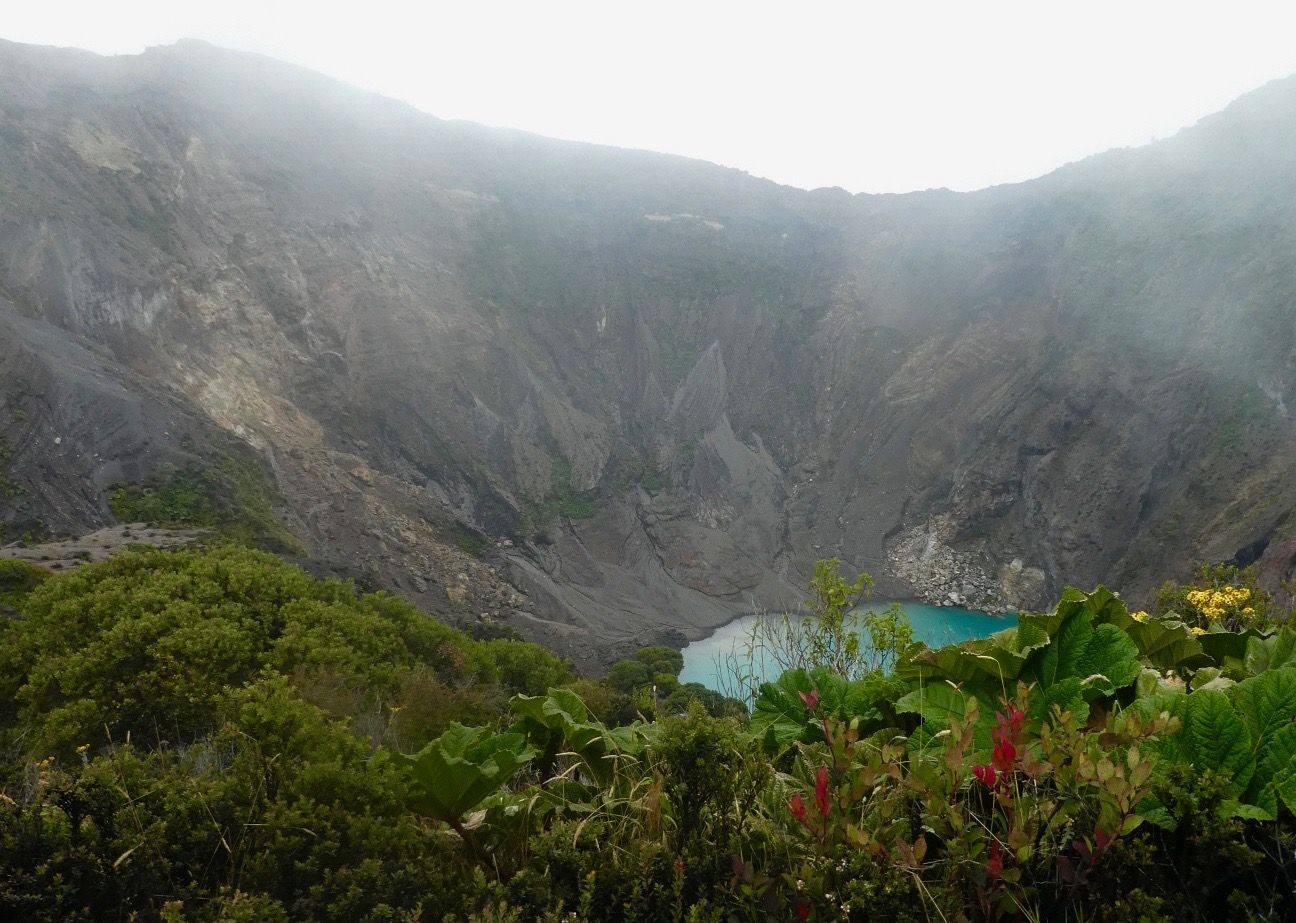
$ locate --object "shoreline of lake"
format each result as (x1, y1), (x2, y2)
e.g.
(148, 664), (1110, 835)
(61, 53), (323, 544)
(678, 601), (1018, 691)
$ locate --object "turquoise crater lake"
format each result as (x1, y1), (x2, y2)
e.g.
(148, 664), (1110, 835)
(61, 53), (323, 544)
(678, 602), (1018, 692)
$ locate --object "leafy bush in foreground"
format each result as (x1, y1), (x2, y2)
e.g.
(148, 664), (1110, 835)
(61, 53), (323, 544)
(4, 549), (1296, 920)
(0, 546), (569, 756)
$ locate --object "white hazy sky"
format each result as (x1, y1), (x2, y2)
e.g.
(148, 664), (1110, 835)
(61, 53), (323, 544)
(8, 1), (1296, 193)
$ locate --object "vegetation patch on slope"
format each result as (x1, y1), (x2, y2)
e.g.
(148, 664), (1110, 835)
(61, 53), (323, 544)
(519, 457), (599, 536)
(108, 454), (302, 553)
(0, 436), (21, 500)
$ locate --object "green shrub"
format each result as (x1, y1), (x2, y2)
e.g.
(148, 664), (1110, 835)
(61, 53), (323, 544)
(0, 559), (48, 609)
(480, 639), (572, 696)
(607, 657), (653, 693)
(651, 705), (768, 852)
(0, 546), (545, 756)
(0, 677), (444, 922)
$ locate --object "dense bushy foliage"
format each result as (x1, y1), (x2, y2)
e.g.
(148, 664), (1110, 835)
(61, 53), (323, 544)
(0, 558), (47, 608)
(0, 546), (571, 757)
(3, 548), (1296, 920)
(0, 547), (581, 920)
(602, 645), (745, 723)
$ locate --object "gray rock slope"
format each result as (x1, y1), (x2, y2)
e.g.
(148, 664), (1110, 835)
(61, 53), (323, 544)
(2, 38), (1294, 664)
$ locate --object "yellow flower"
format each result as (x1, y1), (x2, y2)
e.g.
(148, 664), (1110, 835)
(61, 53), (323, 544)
(1190, 626), (1206, 636)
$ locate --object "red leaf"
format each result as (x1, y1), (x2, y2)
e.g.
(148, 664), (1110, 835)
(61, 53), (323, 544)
(985, 841), (1004, 880)
(991, 738), (1017, 774)
(815, 767), (831, 819)
(789, 792), (806, 822)
(1094, 827), (1114, 853)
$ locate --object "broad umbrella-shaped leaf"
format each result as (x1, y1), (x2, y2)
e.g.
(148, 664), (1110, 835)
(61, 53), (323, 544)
(1184, 689), (1253, 792)
(900, 633), (1031, 686)
(1123, 619), (1210, 673)
(1244, 629), (1296, 676)
(1023, 588), (1141, 702)
(896, 681), (974, 727)
(1033, 675), (1088, 724)
(1017, 586), (1093, 639)
(510, 688), (643, 785)
(395, 723), (535, 823)
(1229, 667), (1296, 749)
(1197, 629), (1267, 677)
(1075, 624), (1141, 694)
(750, 667), (892, 746)
(603, 723), (648, 755)
(1260, 724), (1296, 816)
(1243, 722), (1296, 816)
(896, 681), (995, 755)
(1221, 801), (1275, 821)
(749, 669), (819, 742)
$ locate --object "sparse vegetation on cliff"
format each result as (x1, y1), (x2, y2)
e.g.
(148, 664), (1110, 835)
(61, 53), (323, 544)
(108, 455), (302, 553)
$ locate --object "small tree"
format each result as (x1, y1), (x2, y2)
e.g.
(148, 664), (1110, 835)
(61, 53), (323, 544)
(718, 558), (915, 705)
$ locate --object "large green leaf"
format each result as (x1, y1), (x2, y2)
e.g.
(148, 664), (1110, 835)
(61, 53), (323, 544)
(895, 681), (974, 727)
(1273, 764), (1296, 816)
(1198, 629), (1266, 678)
(749, 667), (897, 748)
(1031, 676), (1088, 724)
(1245, 722), (1296, 817)
(1009, 620), (1054, 656)
(1123, 619), (1210, 673)
(512, 686), (591, 727)
(900, 624), (1042, 687)
(749, 668), (835, 739)
(1031, 596), (1096, 690)
(895, 681), (995, 755)
(1183, 689), (1254, 792)
(1259, 723), (1296, 779)
(510, 688), (643, 784)
(1018, 586), (1092, 639)
(1131, 685), (1187, 722)
(1233, 680), (1296, 817)
(395, 723), (536, 823)
(1229, 667), (1296, 749)
(1222, 801), (1275, 822)
(899, 588), (1142, 713)
(1022, 587), (1141, 703)
(603, 723), (649, 755)
(1244, 629), (1296, 677)
(1075, 624), (1142, 695)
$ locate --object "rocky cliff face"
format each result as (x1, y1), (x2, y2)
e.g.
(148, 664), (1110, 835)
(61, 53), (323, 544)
(2, 39), (1294, 665)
